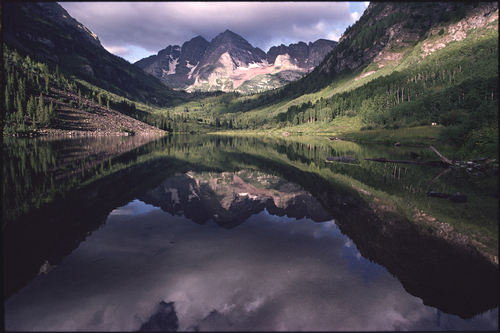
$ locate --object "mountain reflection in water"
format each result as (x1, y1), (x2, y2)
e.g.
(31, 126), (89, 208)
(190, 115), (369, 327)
(4, 171), (498, 331)
(139, 171), (332, 229)
(3, 135), (498, 331)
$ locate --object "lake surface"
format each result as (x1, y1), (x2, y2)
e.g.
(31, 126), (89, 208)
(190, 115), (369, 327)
(3, 134), (498, 331)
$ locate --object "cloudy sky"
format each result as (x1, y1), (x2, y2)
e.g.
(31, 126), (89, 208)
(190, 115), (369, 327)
(59, 2), (370, 63)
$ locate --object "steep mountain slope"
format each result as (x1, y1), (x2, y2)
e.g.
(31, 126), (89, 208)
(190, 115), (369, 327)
(135, 36), (211, 90)
(134, 30), (337, 93)
(317, 2), (498, 78)
(2, 2), (187, 107)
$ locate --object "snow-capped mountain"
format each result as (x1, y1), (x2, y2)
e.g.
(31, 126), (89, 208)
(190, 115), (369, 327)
(134, 30), (337, 93)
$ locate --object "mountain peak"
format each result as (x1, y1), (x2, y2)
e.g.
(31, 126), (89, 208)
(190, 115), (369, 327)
(212, 29), (247, 44)
(134, 30), (337, 93)
(191, 35), (208, 42)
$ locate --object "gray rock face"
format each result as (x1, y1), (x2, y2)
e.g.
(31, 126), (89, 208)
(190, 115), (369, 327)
(134, 30), (337, 92)
(266, 44), (287, 64)
(135, 36), (210, 89)
(308, 39), (338, 68)
(193, 30), (267, 82)
(288, 41), (310, 68)
(21, 2), (102, 48)
(178, 36), (211, 74)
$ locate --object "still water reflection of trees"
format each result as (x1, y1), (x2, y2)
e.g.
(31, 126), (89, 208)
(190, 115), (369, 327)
(3, 134), (498, 323)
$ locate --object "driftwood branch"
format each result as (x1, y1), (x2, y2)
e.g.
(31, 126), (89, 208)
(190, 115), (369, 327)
(428, 167), (452, 185)
(430, 145), (453, 165)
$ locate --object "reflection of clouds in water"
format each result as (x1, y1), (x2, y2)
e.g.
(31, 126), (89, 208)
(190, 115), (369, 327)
(109, 199), (160, 216)
(5, 200), (498, 331)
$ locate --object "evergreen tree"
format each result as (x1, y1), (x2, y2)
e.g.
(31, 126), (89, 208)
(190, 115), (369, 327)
(37, 94), (46, 126)
(4, 86), (12, 114)
(26, 95), (36, 121)
(44, 71), (50, 94)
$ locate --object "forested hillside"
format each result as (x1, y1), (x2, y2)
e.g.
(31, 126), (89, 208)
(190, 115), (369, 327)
(2, 45), (174, 134)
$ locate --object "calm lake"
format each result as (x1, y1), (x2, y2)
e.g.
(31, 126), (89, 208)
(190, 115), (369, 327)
(3, 134), (498, 331)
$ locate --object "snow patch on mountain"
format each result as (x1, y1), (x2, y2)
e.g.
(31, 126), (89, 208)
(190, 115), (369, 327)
(186, 60), (198, 79)
(167, 57), (178, 75)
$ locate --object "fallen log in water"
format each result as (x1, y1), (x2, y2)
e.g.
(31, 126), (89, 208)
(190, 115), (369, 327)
(430, 145), (453, 165)
(427, 167), (452, 185)
(427, 191), (468, 203)
(448, 192), (468, 203)
(363, 157), (448, 167)
(427, 191), (452, 198)
(364, 146), (450, 167)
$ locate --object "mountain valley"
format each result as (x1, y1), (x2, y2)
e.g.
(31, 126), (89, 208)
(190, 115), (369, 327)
(3, 1), (498, 163)
(3, 2), (499, 324)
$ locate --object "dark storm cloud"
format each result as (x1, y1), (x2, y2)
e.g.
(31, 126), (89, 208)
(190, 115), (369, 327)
(59, 2), (369, 62)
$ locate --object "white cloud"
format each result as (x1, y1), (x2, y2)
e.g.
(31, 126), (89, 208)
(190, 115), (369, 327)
(59, 2), (366, 62)
(102, 44), (130, 57)
(326, 28), (344, 43)
(351, 11), (360, 22)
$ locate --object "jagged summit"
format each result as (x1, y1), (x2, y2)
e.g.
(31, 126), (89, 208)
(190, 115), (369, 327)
(134, 30), (337, 93)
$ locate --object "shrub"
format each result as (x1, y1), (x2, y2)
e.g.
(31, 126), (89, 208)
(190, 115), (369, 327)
(461, 123), (498, 158)
(439, 124), (467, 146)
(345, 110), (357, 117)
(438, 110), (467, 126)
(391, 121), (403, 129)
(120, 126), (134, 134)
(360, 125), (374, 131)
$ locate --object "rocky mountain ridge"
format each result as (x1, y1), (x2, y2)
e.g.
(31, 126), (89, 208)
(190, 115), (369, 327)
(138, 171), (332, 229)
(134, 30), (337, 93)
